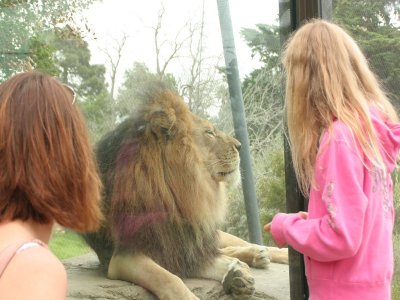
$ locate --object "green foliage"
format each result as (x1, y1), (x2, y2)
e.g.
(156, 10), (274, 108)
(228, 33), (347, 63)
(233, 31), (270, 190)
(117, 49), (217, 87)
(240, 24), (281, 68)
(0, 1), (112, 142)
(333, 0), (400, 108)
(242, 66), (284, 148)
(79, 91), (112, 143)
(50, 31), (111, 141)
(0, 0), (96, 81)
(240, 24), (284, 148)
(116, 62), (178, 120)
(256, 143), (286, 245)
(117, 63), (160, 117)
(28, 34), (59, 76)
(53, 31), (108, 97)
(223, 140), (286, 245)
(0, 2), (34, 79)
(223, 187), (250, 241)
(258, 149), (285, 212)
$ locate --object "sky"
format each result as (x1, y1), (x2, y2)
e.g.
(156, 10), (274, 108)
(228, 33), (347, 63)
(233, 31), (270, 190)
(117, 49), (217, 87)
(83, 0), (279, 91)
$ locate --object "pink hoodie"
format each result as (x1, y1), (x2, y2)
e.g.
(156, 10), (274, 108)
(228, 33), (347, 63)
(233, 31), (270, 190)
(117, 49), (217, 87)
(271, 109), (400, 300)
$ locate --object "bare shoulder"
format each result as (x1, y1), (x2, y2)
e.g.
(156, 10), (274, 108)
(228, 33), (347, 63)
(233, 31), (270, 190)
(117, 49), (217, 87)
(0, 246), (67, 299)
(19, 245), (66, 275)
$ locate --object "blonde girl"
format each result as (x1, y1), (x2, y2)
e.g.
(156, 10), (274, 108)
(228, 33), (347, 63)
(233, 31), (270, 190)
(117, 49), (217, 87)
(265, 19), (399, 300)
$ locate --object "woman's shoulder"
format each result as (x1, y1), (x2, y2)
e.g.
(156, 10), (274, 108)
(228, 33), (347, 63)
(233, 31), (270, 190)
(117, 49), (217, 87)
(0, 245), (67, 299)
(18, 243), (65, 268)
(15, 245), (66, 282)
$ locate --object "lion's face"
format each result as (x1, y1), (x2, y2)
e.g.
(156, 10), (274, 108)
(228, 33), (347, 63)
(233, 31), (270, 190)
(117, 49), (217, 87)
(191, 115), (241, 186)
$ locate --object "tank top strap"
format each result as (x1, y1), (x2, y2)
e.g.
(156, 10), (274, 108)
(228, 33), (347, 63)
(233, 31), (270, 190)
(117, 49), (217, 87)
(0, 239), (47, 278)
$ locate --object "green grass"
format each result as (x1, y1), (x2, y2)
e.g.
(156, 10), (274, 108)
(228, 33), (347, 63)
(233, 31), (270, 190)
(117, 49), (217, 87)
(49, 230), (91, 260)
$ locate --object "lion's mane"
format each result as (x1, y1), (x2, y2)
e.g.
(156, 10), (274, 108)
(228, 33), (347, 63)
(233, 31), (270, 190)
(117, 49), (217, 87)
(84, 86), (227, 277)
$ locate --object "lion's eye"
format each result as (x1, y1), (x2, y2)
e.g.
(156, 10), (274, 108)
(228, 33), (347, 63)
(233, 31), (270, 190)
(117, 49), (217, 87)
(205, 129), (216, 137)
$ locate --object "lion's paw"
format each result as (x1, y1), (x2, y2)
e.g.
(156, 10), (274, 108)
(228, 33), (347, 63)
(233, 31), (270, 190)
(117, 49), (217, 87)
(250, 245), (270, 269)
(222, 260), (255, 299)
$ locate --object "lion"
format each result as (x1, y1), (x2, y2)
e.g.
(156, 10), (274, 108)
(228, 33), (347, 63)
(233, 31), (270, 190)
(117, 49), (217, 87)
(84, 85), (288, 300)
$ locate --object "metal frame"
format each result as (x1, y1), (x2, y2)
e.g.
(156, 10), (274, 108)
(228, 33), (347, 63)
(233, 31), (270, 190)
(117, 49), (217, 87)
(279, 0), (322, 299)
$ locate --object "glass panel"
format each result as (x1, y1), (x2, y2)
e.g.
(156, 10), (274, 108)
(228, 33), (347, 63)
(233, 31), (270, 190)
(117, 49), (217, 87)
(0, 0), (292, 299)
(0, 0), (284, 246)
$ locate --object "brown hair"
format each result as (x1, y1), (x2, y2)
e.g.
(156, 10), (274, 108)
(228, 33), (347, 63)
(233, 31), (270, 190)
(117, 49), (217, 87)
(282, 19), (398, 196)
(0, 71), (103, 232)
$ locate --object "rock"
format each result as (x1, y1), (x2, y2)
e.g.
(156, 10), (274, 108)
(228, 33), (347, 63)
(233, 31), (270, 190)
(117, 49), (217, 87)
(64, 252), (290, 300)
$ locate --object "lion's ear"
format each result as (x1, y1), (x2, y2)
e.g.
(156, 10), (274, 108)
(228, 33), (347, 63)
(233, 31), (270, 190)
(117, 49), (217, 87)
(149, 108), (177, 140)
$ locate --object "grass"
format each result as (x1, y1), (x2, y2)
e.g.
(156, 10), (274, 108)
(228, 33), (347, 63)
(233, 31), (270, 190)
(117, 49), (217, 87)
(49, 229), (91, 260)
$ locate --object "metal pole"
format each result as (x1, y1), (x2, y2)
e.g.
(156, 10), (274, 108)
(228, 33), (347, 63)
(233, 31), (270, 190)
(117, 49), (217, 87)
(216, 0), (263, 245)
(321, 0), (333, 20)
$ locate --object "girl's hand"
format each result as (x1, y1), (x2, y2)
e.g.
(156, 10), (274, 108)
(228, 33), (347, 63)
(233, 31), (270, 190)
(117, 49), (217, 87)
(263, 223), (271, 233)
(263, 211), (308, 233)
(298, 211), (308, 219)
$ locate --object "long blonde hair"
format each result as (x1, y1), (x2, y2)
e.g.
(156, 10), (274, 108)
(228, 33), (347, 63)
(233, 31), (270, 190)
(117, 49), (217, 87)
(282, 19), (398, 196)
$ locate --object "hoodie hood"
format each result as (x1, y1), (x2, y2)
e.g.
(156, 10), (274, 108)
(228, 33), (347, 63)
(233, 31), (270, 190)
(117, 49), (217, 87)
(370, 107), (400, 172)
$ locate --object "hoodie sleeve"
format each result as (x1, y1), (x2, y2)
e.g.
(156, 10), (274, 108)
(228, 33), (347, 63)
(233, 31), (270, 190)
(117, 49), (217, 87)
(271, 127), (368, 262)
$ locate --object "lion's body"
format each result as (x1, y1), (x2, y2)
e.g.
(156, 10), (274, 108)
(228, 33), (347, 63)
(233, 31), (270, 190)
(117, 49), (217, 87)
(85, 87), (237, 275)
(84, 86), (285, 299)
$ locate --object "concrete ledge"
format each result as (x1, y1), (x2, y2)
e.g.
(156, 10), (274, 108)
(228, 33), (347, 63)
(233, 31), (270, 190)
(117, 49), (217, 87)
(64, 252), (290, 300)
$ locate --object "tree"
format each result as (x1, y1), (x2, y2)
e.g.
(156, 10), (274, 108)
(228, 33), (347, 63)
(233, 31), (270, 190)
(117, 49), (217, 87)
(147, 1), (226, 118)
(27, 34), (59, 76)
(52, 30), (110, 142)
(100, 33), (129, 102)
(177, 1), (225, 118)
(0, 1), (110, 142)
(153, 3), (189, 81)
(97, 33), (130, 125)
(54, 30), (106, 96)
(0, 0), (96, 81)
(115, 62), (177, 120)
(240, 24), (284, 149)
(333, 0), (400, 107)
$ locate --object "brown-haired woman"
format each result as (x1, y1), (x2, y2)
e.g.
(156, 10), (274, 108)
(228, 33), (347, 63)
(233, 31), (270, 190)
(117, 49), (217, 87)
(0, 71), (103, 299)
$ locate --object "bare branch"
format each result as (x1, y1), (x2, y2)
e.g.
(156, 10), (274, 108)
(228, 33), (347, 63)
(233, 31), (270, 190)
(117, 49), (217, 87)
(100, 32), (129, 100)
